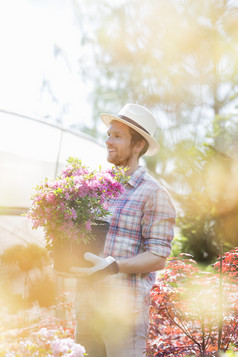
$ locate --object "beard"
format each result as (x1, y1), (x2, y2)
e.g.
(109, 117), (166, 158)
(107, 147), (133, 168)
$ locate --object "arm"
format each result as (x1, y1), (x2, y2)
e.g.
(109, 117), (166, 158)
(118, 251), (166, 274)
(65, 251), (165, 279)
(118, 187), (175, 275)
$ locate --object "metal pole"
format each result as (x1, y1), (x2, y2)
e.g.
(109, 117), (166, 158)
(54, 129), (63, 179)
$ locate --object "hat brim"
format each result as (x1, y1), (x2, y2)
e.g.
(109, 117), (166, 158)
(101, 113), (160, 156)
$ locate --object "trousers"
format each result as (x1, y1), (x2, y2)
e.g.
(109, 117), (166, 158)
(74, 306), (149, 357)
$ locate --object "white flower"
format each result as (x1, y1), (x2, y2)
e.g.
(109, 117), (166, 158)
(51, 338), (85, 357)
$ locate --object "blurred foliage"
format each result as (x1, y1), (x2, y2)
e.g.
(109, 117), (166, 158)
(1, 243), (49, 272)
(172, 131), (238, 263)
(0, 283), (26, 314)
(28, 275), (57, 308)
(148, 250), (238, 355)
(74, 0), (238, 135)
(0, 243), (56, 312)
(72, 0), (238, 262)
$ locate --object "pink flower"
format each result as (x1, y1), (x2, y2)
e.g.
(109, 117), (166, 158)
(46, 193), (55, 203)
(70, 208), (77, 219)
(65, 192), (70, 200)
(85, 220), (91, 231)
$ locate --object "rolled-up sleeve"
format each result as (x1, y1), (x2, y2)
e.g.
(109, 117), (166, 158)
(142, 187), (176, 257)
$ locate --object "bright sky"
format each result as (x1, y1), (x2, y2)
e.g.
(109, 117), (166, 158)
(0, 0), (91, 127)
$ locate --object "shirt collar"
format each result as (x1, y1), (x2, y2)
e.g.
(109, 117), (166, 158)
(127, 166), (146, 188)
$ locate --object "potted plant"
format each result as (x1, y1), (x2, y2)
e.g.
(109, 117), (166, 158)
(27, 157), (128, 272)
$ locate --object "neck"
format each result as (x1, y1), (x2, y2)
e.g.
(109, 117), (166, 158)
(117, 162), (139, 176)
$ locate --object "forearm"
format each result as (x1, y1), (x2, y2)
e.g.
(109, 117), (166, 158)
(117, 251), (167, 274)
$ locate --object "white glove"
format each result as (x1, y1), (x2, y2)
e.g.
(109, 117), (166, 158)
(56, 252), (119, 280)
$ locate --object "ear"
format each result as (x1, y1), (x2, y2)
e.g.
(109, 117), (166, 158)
(134, 139), (145, 154)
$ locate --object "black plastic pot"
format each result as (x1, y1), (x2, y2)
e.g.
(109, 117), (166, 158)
(52, 220), (110, 273)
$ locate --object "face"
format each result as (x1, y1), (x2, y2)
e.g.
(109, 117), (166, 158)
(105, 120), (136, 167)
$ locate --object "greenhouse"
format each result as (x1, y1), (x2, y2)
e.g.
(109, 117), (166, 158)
(0, 109), (109, 252)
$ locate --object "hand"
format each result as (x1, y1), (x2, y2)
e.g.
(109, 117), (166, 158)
(63, 252), (119, 280)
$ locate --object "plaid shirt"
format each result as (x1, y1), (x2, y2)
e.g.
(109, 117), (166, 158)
(75, 166), (176, 320)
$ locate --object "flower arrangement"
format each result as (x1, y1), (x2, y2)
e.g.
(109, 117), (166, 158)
(27, 157), (128, 253)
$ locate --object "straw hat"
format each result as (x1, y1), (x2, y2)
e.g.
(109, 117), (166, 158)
(101, 103), (160, 156)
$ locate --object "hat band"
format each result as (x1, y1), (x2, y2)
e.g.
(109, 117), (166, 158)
(118, 115), (150, 135)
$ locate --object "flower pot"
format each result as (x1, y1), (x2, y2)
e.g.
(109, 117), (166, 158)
(52, 220), (110, 273)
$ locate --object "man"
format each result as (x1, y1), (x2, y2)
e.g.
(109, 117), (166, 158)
(72, 103), (176, 357)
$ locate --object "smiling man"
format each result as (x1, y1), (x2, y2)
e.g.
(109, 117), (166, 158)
(106, 120), (143, 170)
(73, 103), (176, 357)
